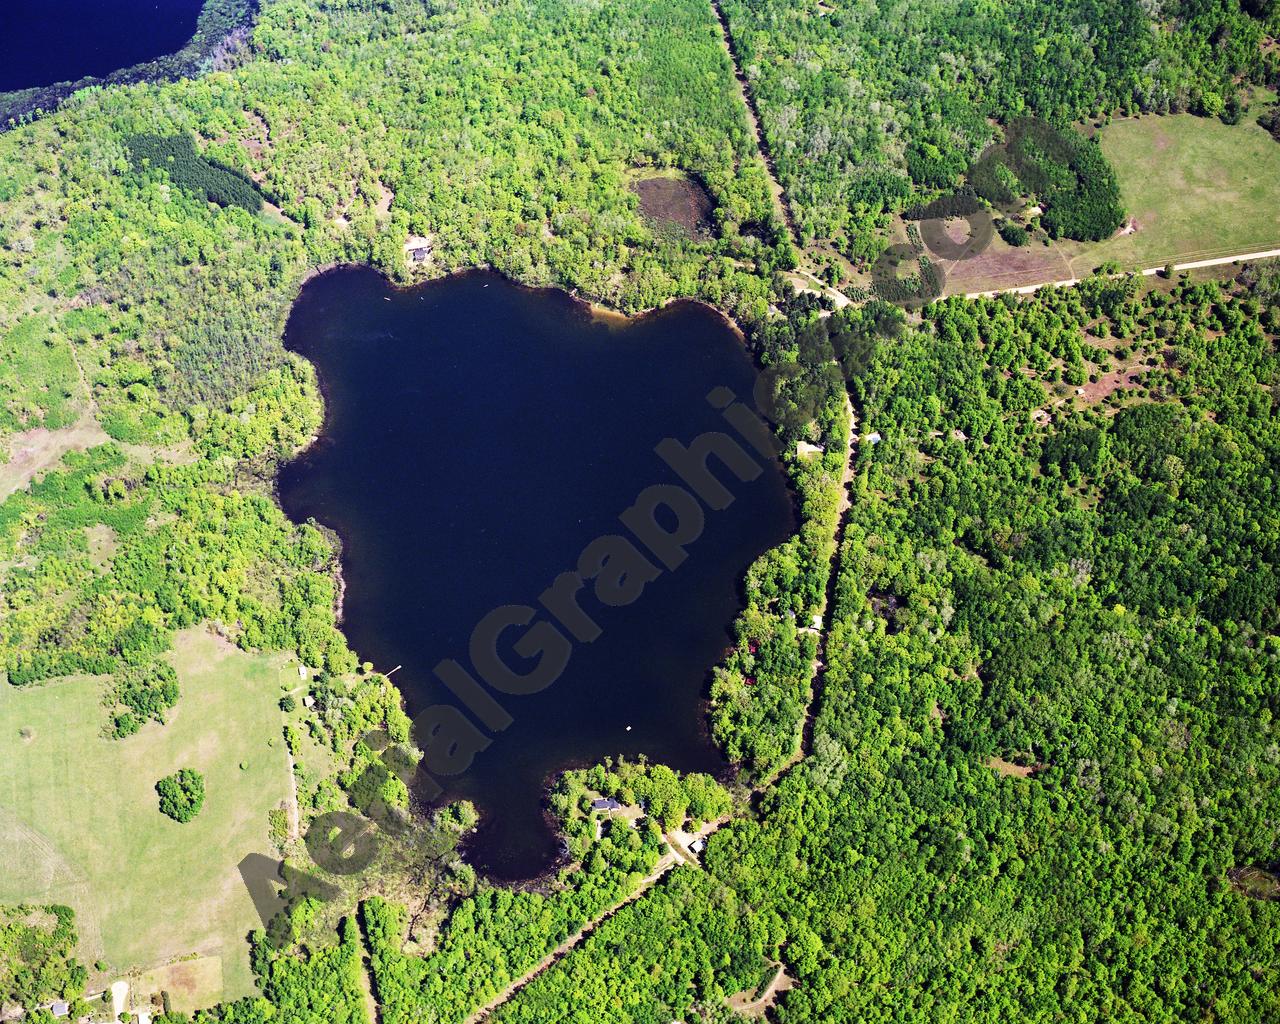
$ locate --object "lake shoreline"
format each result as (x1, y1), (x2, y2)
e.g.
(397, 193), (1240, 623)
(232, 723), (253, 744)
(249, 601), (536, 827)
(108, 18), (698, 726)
(276, 264), (793, 880)
(280, 260), (771, 663)
(297, 258), (749, 342)
(0, 0), (259, 129)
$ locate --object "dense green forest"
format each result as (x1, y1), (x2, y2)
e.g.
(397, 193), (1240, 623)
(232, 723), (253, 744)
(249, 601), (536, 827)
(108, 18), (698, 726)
(718, 0), (1280, 262)
(488, 271), (1280, 1021)
(0, 906), (85, 1011)
(126, 134), (264, 213)
(969, 117), (1126, 241)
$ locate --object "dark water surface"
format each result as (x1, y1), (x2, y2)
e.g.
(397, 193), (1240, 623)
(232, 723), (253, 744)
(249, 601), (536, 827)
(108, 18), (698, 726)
(0, 0), (206, 92)
(278, 267), (793, 879)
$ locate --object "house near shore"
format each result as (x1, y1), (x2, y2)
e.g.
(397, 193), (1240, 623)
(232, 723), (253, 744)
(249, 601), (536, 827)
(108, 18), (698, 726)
(591, 797), (621, 812)
(404, 234), (433, 265)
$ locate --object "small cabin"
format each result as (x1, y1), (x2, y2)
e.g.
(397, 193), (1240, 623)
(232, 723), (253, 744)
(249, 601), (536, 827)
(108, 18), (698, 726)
(689, 838), (706, 855)
(404, 234), (434, 265)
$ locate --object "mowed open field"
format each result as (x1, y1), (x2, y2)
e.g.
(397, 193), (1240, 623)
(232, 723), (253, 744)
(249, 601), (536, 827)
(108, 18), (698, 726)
(941, 94), (1280, 294)
(1063, 96), (1280, 274)
(0, 629), (293, 1001)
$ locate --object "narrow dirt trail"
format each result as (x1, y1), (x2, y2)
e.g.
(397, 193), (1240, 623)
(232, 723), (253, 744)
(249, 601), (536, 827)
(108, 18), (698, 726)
(772, 390), (857, 791)
(708, 0), (796, 245)
(463, 819), (727, 1023)
(398, 19), (871, 1022)
(961, 247), (1280, 299)
(727, 963), (795, 1017)
(708, 0), (856, 309)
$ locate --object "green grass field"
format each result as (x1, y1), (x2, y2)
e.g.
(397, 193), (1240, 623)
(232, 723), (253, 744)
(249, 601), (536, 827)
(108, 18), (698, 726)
(0, 629), (294, 1001)
(940, 95), (1280, 295)
(1062, 95), (1280, 274)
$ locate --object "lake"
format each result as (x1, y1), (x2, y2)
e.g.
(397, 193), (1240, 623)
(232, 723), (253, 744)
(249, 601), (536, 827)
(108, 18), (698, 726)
(278, 267), (794, 879)
(0, 0), (206, 92)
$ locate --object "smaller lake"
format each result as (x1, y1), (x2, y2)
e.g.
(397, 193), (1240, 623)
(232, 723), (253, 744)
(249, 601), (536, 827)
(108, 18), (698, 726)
(278, 268), (794, 879)
(0, 0), (206, 93)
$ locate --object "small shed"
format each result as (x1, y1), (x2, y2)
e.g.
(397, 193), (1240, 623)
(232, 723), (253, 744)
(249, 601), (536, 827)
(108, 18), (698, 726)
(591, 797), (621, 812)
(689, 838), (706, 855)
(50, 1002), (70, 1019)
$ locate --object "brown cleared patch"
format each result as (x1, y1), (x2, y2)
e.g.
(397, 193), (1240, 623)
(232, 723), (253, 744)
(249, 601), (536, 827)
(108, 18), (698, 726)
(987, 756), (1044, 779)
(941, 236), (1072, 296)
(1080, 367), (1144, 404)
(633, 175), (715, 240)
(132, 955), (225, 1014)
(375, 182), (394, 219)
(85, 523), (118, 570)
(727, 963), (795, 1017)
(0, 413), (109, 501)
(242, 110), (269, 156)
(1229, 866), (1280, 901)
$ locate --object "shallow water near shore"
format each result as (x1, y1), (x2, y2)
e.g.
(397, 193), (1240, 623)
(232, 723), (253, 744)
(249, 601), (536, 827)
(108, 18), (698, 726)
(278, 267), (793, 879)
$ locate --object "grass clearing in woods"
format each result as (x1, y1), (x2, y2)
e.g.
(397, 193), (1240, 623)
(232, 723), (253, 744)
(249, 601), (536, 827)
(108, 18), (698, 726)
(940, 96), (1280, 294)
(0, 629), (293, 1001)
(1062, 96), (1280, 274)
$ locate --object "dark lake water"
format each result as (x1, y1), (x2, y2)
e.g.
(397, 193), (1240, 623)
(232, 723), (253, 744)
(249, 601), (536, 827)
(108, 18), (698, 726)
(278, 267), (794, 879)
(0, 0), (206, 92)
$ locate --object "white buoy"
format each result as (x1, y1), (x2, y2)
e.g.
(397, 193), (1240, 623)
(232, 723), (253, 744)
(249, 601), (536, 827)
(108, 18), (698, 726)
(625, 725), (632, 732)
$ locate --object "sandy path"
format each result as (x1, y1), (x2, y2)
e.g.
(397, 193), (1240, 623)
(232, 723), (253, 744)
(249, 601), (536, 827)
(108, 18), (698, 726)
(110, 981), (129, 1021)
(961, 247), (1280, 299)
(706, 0), (854, 309)
(464, 819), (726, 1023)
